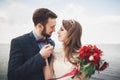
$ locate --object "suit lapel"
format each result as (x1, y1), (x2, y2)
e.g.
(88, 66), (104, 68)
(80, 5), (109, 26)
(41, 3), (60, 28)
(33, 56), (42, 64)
(28, 32), (40, 53)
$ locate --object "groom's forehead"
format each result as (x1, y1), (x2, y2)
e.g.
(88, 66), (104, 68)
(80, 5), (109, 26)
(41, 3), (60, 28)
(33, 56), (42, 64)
(47, 18), (56, 23)
(46, 18), (56, 26)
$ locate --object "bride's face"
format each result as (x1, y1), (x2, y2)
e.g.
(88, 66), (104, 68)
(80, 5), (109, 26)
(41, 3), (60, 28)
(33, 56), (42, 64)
(57, 26), (67, 42)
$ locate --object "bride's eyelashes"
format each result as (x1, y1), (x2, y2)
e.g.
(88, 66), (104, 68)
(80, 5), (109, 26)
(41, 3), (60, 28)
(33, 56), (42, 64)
(60, 27), (64, 31)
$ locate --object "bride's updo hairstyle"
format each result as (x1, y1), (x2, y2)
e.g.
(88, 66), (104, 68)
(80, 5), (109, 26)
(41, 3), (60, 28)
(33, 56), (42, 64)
(62, 19), (82, 65)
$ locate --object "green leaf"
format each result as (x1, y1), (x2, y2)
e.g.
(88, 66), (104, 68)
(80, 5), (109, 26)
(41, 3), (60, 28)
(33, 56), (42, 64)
(80, 63), (96, 78)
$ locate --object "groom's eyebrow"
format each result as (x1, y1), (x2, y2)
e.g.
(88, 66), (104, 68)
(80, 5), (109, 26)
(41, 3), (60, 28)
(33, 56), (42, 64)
(50, 25), (55, 28)
(51, 25), (55, 27)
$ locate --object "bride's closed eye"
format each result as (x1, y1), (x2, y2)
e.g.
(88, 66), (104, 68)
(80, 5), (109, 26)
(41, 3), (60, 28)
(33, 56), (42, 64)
(60, 27), (64, 31)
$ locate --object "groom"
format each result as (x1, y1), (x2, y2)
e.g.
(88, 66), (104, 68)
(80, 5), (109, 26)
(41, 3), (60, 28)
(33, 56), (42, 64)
(7, 8), (57, 80)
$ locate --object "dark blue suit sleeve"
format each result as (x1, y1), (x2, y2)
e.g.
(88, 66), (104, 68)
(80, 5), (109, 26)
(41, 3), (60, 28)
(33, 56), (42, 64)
(8, 39), (46, 80)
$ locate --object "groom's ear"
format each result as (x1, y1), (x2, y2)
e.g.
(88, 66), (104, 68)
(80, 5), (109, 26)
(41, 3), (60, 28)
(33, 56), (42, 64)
(37, 23), (44, 31)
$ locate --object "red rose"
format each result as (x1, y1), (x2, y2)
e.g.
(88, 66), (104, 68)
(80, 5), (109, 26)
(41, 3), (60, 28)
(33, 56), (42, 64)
(79, 47), (87, 59)
(91, 53), (101, 66)
(94, 45), (103, 55)
(93, 53), (100, 62)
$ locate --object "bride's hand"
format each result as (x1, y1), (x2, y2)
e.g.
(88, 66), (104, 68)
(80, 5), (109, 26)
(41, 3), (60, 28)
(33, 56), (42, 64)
(45, 59), (49, 65)
(44, 59), (53, 80)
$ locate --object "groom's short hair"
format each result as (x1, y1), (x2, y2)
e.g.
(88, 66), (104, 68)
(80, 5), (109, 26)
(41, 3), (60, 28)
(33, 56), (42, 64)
(32, 8), (57, 26)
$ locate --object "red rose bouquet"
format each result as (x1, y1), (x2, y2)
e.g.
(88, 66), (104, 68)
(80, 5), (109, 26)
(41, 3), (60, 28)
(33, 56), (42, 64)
(76, 45), (109, 78)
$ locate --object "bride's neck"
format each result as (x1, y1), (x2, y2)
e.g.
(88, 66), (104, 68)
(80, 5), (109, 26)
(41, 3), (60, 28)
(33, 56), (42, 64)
(61, 45), (70, 62)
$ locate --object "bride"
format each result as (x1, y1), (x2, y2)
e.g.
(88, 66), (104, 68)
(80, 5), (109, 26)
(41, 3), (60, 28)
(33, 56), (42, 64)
(43, 19), (90, 80)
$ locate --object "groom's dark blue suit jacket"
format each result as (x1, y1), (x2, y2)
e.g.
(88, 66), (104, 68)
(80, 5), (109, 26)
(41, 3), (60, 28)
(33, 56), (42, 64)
(7, 32), (55, 80)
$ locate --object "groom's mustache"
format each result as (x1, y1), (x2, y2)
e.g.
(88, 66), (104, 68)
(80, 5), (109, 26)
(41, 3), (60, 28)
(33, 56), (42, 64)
(42, 30), (51, 37)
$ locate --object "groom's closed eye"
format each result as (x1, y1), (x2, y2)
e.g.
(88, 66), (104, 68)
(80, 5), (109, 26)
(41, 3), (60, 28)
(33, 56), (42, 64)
(50, 25), (55, 29)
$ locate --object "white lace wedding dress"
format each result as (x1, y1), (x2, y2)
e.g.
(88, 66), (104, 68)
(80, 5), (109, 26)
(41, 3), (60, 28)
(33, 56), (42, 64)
(53, 48), (79, 80)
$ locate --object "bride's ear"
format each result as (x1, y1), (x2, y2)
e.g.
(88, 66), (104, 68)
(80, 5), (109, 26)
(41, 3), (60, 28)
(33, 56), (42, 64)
(37, 23), (44, 31)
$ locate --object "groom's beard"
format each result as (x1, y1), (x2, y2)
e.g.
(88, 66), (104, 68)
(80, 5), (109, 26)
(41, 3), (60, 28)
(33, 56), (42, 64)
(42, 27), (51, 38)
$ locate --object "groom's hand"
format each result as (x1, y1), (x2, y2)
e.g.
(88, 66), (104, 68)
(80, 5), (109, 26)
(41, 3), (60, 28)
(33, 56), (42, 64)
(39, 44), (53, 59)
